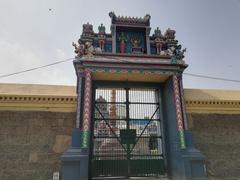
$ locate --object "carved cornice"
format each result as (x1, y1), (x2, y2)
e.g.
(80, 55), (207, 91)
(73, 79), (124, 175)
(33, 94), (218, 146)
(0, 94), (240, 114)
(185, 100), (240, 114)
(0, 95), (77, 112)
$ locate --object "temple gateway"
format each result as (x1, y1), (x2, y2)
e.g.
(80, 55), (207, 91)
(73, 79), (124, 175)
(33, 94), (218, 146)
(62, 12), (207, 180)
(1, 12), (240, 180)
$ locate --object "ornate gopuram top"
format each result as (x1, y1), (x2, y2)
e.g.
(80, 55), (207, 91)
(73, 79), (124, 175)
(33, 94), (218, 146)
(109, 11), (151, 26)
(73, 12), (187, 82)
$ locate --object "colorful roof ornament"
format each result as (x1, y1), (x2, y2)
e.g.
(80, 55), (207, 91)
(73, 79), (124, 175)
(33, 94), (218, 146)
(109, 11), (151, 26)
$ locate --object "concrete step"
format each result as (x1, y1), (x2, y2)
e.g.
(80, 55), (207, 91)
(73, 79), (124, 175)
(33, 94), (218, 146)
(91, 177), (169, 180)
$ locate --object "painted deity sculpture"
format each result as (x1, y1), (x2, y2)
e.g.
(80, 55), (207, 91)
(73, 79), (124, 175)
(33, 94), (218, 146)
(131, 36), (141, 48)
(153, 27), (164, 54)
(72, 41), (95, 57)
(155, 37), (164, 54)
(72, 42), (85, 57)
(170, 45), (187, 63)
(174, 45), (186, 60)
(118, 32), (127, 53)
(131, 36), (143, 53)
(98, 24), (106, 51)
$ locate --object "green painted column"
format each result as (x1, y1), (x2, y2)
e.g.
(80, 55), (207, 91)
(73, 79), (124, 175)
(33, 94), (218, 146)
(76, 71), (84, 129)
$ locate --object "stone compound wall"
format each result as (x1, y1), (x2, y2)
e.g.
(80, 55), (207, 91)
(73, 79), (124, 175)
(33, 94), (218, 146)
(189, 113), (240, 180)
(0, 111), (75, 180)
(0, 110), (240, 180)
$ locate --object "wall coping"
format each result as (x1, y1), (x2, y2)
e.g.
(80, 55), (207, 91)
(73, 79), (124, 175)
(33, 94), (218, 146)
(0, 83), (239, 114)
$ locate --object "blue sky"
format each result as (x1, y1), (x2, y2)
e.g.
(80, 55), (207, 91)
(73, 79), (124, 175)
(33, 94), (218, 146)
(0, 0), (239, 89)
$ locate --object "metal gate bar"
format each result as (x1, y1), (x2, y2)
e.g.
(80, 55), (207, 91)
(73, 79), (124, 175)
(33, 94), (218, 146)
(91, 86), (165, 178)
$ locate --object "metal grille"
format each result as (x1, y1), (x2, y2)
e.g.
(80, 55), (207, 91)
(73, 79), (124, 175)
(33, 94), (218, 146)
(91, 86), (165, 178)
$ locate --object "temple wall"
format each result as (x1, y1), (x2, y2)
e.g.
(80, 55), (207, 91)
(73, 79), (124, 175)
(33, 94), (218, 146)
(1, 111), (239, 180)
(188, 113), (240, 180)
(0, 84), (239, 179)
(0, 111), (75, 180)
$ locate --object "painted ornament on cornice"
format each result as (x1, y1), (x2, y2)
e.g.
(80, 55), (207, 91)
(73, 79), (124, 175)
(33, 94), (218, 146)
(170, 45), (187, 64)
(72, 41), (101, 58)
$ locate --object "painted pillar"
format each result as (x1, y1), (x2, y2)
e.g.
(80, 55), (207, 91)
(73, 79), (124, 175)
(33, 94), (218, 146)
(111, 25), (116, 53)
(172, 75), (186, 149)
(81, 70), (92, 148)
(178, 75), (188, 130)
(146, 27), (151, 55)
(162, 75), (207, 180)
(61, 69), (91, 180)
(76, 71), (84, 128)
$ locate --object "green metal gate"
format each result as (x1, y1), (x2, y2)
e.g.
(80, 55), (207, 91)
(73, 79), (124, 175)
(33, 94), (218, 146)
(90, 83), (165, 178)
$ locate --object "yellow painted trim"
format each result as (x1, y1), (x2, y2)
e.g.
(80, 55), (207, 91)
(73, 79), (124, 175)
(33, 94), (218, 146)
(185, 100), (240, 114)
(184, 89), (240, 114)
(0, 84), (240, 114)
(0, 95), (77, 112)
(0, 94), (240, 114)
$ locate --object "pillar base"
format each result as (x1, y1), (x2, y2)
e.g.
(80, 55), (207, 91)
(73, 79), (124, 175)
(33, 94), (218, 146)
(175, 131), (208, 180)
(181, 150), (207, 180)
(61, 128), (89, 180)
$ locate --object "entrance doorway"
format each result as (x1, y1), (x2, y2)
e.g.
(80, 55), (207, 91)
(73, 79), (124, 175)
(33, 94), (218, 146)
(90, 82), (165, 179)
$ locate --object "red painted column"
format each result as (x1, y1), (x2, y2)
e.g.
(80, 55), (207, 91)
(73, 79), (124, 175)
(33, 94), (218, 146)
(172, 75), (186, 149)
(178, 75), (189, 130)
(81, 70), (92, 148)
